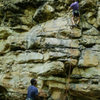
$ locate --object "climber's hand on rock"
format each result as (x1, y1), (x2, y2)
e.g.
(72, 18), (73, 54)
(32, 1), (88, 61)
(39, 90), (47, 97)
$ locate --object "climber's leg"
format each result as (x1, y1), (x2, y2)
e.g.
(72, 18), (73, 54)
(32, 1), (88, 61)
(72, 16), (75, 25)
(76, 16), (80, 25)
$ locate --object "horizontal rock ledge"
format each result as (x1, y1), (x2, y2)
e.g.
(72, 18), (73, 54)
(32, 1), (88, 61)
(29, 61), (65, 76)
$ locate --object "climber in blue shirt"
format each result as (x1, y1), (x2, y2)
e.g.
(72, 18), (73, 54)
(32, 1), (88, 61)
(68, 0), (80, 26)
(26, 79), (39, 100)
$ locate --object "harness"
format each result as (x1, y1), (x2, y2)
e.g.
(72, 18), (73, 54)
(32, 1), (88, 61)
(74, 10), (79, 13)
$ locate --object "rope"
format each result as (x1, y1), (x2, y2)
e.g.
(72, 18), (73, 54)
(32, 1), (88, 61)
(64, 6), (83, 100)
(65, 43), (72, 100)
(64, 10), (78, 100)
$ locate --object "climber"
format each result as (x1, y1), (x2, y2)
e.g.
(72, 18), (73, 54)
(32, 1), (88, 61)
(26, 78), (39, 100)
(68, 0), (80, 26)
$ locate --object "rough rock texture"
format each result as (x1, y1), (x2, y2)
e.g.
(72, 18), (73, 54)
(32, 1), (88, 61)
(0, 0), (100, 100)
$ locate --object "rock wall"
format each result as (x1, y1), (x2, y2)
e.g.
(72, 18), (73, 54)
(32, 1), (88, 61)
(0, 0), (100, 100)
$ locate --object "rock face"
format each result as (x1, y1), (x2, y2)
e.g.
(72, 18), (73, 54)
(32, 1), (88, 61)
(0, 0), (100, 100)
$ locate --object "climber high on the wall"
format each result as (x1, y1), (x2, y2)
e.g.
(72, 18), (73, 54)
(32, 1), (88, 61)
(68, 0), (80, 26)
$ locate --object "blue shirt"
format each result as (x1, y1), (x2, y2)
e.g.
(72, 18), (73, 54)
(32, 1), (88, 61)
(27, 85), (38, 100)
(70, 1), (79, 11)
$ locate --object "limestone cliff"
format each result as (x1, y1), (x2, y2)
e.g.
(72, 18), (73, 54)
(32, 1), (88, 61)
(0, 0), (100, 100)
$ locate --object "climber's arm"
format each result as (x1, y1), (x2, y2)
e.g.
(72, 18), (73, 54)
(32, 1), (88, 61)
(68, 7), (72, 12)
